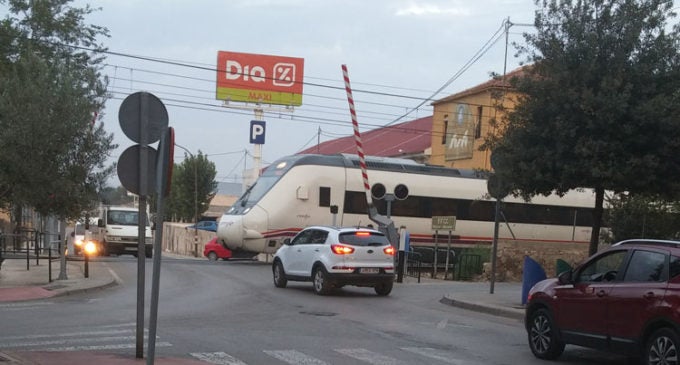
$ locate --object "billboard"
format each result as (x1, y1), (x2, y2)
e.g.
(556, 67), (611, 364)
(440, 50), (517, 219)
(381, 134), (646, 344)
(444, 103), (474, 160)
(216, 51), (304, 106)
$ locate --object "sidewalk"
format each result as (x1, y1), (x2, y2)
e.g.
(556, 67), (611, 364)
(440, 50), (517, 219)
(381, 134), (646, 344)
(0, 255), (117, 302)
(0, 255), (526, 364)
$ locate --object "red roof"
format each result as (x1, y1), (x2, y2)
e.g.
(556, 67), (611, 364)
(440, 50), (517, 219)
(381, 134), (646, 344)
(432, 65), (530, 105)
(296, 116), (432, 156)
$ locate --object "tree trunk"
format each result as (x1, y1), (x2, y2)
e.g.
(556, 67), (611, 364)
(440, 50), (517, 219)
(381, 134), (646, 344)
(589, 186), (605, 256)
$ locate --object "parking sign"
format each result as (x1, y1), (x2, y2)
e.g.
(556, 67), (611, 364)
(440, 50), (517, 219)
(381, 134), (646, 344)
(250, 120), (266, 144)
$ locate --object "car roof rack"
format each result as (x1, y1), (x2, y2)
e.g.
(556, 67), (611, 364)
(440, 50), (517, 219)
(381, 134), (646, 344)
(613, 239), (680, 249)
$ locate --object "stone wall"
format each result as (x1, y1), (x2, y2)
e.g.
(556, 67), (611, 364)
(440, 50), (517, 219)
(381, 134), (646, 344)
(482, 240), (594, 282)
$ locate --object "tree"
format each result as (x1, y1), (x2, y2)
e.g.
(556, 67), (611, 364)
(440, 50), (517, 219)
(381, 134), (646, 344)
(605, 193), (680, 241)
(99, 186), (135, 206)
(0, 0), (115, 220)
(162, 152), (217, 222)
(487, 0), (680, 255)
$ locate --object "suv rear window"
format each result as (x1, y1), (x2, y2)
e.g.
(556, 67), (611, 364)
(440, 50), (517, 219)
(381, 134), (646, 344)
(339, 231), (390, 247)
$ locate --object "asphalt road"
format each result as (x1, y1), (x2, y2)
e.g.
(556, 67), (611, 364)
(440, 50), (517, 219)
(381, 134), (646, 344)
(1, 256), (630, 365)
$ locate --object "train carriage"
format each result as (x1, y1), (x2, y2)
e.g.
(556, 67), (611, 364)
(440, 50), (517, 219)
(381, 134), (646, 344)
(218, 154), (599, 255)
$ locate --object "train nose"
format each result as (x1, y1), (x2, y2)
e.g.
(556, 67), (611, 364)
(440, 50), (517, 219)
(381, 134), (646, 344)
(217, 217), (244, 250)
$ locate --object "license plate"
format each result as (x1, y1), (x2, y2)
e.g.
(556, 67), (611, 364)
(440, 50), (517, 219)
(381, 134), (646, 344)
(359, 268), (379, 274)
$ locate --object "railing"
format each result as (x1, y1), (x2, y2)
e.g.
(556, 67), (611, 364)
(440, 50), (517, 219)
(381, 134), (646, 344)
(405, 251), (422, 283)
(404, 246), (459, 281)
(457, 254), (482, 281)
(0, 230), (63, 283)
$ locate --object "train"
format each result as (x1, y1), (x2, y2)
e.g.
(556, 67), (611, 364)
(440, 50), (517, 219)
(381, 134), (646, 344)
(217, 154), (599, 255)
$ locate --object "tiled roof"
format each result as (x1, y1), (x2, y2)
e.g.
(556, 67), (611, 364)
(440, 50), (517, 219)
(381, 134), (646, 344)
(432, 65), (530, 105)
(296, 116), (432, 157)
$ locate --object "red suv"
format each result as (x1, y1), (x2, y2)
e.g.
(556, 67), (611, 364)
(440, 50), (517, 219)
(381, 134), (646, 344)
(526, 239), (680, 364)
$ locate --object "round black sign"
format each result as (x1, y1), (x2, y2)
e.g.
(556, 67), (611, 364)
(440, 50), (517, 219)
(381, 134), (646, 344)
(119, 92), (168, 144)
(117, 145), (158, 196)
(487, 174), (511, 200)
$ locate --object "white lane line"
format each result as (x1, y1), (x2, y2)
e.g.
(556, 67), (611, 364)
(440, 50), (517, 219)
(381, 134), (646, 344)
(264, 349), (330, 365)
(190, 352), (249, 365)
(335, 348), (404, 365)
(0, 302), (53, 309)
(108, 266), (123, 284)
(0, 329), (140, 341)
(99, 322), (137, 329)
(36, 342), (172, 352)
(401, 347), (471, 364)
(0, 335), (158, 349)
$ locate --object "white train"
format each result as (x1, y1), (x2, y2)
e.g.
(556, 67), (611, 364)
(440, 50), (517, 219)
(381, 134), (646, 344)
(217, 154), (598, 255)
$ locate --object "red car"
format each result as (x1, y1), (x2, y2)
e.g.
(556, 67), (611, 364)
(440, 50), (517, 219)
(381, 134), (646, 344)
(526, 239), (680, 364)
(203, 237), (232, 261)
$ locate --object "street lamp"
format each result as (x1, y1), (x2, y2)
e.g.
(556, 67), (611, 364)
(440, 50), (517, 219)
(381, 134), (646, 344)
(175, 143), (199, 257)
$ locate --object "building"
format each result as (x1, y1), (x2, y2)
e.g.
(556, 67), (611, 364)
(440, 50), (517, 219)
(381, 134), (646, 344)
(297, 116), (433, 163)
(429, 67), (525, 170)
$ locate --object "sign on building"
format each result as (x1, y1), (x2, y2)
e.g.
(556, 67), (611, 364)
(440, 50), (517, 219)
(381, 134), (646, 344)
(216, 51), (304, 106)
(444, 103), (474, 161)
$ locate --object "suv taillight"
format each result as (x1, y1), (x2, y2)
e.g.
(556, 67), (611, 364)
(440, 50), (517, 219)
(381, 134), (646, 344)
(331, 244), (355, 255)
(383, 246), (396, 256)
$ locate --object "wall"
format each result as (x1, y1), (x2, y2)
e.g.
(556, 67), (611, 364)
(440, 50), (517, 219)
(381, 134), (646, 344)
(482, 239), (599, 282)
(161, 222), (216, 257)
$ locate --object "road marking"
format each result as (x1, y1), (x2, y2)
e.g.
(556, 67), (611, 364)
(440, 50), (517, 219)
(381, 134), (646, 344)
(108, 266), (123, 284)
(0, 335), (159, 349)
(37, 342), (172, 352)
(263, 349), (330, 365)
(334, 348), (404, 365)
(0, 328), (140, 342)
(0, 302), (53, 310)
(401, 347), (471, 364)
(190, 352), (248, 365)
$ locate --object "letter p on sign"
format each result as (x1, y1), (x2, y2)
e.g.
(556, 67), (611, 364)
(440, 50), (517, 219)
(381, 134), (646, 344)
(250, 120), (266, 144)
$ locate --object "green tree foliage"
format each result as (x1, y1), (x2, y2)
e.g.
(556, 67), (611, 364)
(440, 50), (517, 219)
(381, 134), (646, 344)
(162, 152), (217, 222)
(605, 194), (680, 242)
(99, 186), (135, 206)
(0, 0), (115, 220)
(487, 0), (680, 255)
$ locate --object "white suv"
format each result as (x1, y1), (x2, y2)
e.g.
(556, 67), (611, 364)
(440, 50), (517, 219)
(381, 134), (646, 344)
(272, 226), (396, 296)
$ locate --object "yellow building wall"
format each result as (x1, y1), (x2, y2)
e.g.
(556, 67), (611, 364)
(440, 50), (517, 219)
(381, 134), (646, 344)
(430, 89), (518, 170)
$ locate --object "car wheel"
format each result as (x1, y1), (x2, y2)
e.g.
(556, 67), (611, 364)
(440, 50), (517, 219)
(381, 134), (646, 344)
(374, 281), (393, 296)
(527, 308), (565, 360)
(273, 261), (287, 288)
(208, 252), (218, 261)
(313, 266), (331, 295)
(645, 327), (680, 365)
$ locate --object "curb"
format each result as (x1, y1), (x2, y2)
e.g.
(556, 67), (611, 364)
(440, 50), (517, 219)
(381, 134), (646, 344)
(440, 295), (525, 321)
(48, 278), (118, 298)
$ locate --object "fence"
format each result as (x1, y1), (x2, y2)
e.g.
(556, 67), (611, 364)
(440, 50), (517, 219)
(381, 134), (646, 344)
(406, 246), (458, 280)
(0, 229), (63, 282)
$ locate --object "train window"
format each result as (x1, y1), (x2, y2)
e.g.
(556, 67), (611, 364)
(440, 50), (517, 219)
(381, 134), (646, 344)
(342, 190), (595, 227)
(319, 187), (331, 207)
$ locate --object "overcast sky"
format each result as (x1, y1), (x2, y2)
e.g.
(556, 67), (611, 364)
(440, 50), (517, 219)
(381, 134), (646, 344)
(74, 0), (539, 187)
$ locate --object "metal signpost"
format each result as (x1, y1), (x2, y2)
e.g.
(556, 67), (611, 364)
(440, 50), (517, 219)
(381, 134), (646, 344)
(118, 92), (168, 359)
(432, 216), (456, 279)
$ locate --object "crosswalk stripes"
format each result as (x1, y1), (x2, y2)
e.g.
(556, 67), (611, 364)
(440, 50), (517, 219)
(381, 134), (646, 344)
(191, 347), (481, 365)
(400, 347), (469, 364)
(263, 349), (330, 365)
(189, 352), (248, 365)
(0, 324), (171, 352)
(335, 348), (404, 365)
